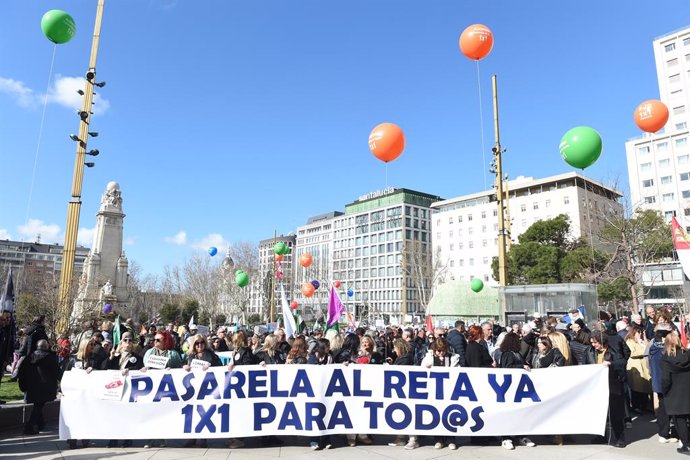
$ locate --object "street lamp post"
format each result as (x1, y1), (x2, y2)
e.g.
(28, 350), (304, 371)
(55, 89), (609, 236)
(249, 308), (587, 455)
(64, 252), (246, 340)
(56, 0), (106, 336)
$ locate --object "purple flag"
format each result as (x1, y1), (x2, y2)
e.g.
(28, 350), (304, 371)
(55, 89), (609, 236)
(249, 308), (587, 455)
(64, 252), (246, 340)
(327, 287), (344, 327)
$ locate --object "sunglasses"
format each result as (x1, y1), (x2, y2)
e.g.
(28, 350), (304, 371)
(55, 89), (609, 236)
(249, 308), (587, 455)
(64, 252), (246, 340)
(122, 338), (132, 342)
(154, 338), (163, 342)
(194, 342), (205, 346)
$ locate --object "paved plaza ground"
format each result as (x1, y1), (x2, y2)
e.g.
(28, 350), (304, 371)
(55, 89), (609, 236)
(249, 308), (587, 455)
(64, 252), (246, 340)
(0, 411), (677, 460)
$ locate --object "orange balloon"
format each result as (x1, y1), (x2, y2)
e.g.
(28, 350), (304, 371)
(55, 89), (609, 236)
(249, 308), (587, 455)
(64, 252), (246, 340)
(275, 254), (284, 261)
(459, 24), (494, 60)
(299, 253), (313, 267)
(369, 123), (405, 163)
(302, 282), (315, 298)
(634, 99), (669, 133)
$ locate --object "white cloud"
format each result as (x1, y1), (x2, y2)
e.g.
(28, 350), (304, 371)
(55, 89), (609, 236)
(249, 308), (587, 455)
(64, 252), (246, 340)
(0, 75), (110, 114)
(77, 227), (96, 247)
(165, 231), (187, 245)
(0, 77), (37, 108)
(192, 233), (228, 251)
(124, 237), (136, 246)
(48, 75), (110, 115)
(0, 229), (12, 240)
(17, 219), (61, 243)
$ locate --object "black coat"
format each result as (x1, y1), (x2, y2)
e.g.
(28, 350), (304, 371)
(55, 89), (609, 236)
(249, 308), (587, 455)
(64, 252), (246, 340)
(185, 350), (222, 367)
(232, 346), (257, 365)
(520, 332), (538, 366)
(465, 341), (493, 368)
(535, 348), (566, 368)
(393, 352), (415, 366)
(105, 351), (143, 371)
(20, 322), (49, 357)
(499, 350), (525, 369)
(18, 350), (60, 404)
(662, 350), (690, 416)
(589, 347), (626, 395)
(446, 329), (467, 366)
(255, 350), (285, 365)
(570, 340), (594, 365)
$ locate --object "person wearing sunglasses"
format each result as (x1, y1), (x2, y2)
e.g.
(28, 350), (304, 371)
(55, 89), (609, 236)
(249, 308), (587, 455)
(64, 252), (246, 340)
(104, 332), (141, 448)
(142, 331), (183, 371)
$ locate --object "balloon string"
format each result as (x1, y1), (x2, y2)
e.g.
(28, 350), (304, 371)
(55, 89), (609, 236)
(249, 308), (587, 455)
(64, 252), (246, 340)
(476, 60), (488, 191)
(385, 163), (388, 190)
(582, 172), (600, 307)
(23, 44), (57, 244)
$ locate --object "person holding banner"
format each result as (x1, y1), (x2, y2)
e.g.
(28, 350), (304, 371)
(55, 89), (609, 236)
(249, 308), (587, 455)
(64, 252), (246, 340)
(346, 335), (382, 447)
(285, 336), (309, 364)
(230, 331), (257, 365)
(465, 325), (493, 368)
(589, 331), (627, 448)
(255, 334), (284, 365)
(307, 338), (334, 450)
(661, 332), (690, 455)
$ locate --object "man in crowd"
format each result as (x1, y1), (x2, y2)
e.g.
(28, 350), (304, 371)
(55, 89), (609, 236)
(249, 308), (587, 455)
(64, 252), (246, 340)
(447, 320), (467, 366)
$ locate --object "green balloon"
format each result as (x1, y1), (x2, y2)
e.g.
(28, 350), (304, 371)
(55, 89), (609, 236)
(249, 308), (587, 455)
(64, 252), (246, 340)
(559, 126), (602, 169)
(234, 269), (244, 276)
(470, 278), (484, 293)
(235, 272), (249, 287)
(274, 242), (286, 255)
(41, 10), (76, 44)
(284, 245), (291, 254)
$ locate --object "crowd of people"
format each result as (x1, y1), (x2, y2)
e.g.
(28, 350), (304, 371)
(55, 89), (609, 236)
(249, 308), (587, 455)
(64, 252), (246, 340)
(4, 306), (690, 455)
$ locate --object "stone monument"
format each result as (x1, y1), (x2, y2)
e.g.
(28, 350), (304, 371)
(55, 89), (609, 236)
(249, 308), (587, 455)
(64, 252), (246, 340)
(74, 181), (129, 317)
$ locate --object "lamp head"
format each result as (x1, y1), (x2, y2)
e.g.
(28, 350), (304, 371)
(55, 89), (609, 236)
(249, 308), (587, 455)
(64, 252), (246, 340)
(69, 134), (80, 142)
(84, 162), (95, 168)
(86, 149), (99, 157)
(88, 132), (99, 138)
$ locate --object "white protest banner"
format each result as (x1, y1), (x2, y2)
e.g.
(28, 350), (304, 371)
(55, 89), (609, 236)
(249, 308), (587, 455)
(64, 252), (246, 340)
(59, 365), (608, 440)
(145, 355), (169, 369)
(99, 370), (126, 401)
(190, 359), (210, 370)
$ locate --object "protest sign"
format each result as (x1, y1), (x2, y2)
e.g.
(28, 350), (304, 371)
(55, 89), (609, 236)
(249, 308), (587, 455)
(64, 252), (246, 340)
(145, 355), (169, 369)
(59, 365), (608, 440)
(191, 359), (210, 370)
(98, 371), (126, 401)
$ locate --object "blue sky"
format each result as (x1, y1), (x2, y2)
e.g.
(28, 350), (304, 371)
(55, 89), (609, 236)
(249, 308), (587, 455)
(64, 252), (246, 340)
(1, 0), (689, 276)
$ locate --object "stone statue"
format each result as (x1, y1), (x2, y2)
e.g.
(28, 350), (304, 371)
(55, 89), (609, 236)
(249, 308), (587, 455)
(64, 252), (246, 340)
(100, 181), (122, 209)
(102, 280), (113, 297)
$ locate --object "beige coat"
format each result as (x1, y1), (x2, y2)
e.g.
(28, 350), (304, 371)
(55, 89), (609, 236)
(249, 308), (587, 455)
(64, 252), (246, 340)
(626, 338), (652, 393)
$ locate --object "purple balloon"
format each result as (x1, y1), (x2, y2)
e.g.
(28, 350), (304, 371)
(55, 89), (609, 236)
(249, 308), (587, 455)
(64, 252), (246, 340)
(103, 303), (112, 314)
(311, 280), (320, 290)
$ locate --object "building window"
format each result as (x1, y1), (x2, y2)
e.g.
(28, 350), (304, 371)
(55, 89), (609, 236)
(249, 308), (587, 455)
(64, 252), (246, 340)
(681, 173), (690, 181)
(448, 217), (453, 224)
(545, 199), (550, 208)
(533, 202), (539, 210)
(674, 106), (686, 116)
(663, 193), (674, 202)
(670, 74), (681, 84)
(678, 122), (689, 130)
(640, 162), (652, 172)
(493, 209), (498, 217)
(458, 242), (464, 250)
(482, 240), (487, 247)
(468, 214), (473, 221)
(563, 196), (570, 205)
(642, 179), (654, 187)
(666, 43), (676, 52)
(658, 142), (669, 151)
(459, 259), (464, 267)
(680, 154), (690, 164)
(684, 37), (690, 46)
(436, 232), (441, 239)
(481, 211), (486, 219)
(638, 146), (651, 154)
(469, 241), (474, 248)
(668, 58), (679, 67)
(483, 257), (489, 265)
(469, 258), (474, 266)
(683, 190), (690, 199)
(665, 211), (676, 220)
(520, 204), (526, 212)
(449, 230), (453, 238)
(644, 196), (656, 204)
(659, 159), (671, 168)
(685, 208), (690, 217)
(481, 225), (487, 232)
(449, 243), (454, 251)
(677, 138), (688, 148)
(449, 260), (455, 267)
(458, 215), (463, 223)
(661, 176), (672, 185)
(468, 228), (473, 235)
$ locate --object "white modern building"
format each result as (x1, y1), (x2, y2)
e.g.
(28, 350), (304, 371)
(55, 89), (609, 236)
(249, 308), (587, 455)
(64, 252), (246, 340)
(627, 26), (690, 224)
(431, 172), (623, 287)
(332, 188), (442, 324)
(293, 211), (342, 319)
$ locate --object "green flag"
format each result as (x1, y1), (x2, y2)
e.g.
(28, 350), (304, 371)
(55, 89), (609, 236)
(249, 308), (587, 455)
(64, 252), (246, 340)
(113, 315), (121, 347)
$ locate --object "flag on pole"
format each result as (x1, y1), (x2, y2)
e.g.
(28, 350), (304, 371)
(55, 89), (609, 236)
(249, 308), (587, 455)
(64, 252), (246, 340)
(0, 268), (15, 314)
(280, 283), (297, 338)
(425, 313), (434, 332)
(327, 287), (345, 327)
(673, 216), (690, 280)
(276, 261), (283, 280)
(113, 315), (122, 347)
(188, 316), (195, 328)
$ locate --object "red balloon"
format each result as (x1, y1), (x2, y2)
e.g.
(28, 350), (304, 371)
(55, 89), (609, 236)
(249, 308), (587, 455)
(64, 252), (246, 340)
(290, 301), (298, 310)
(299, 253), (313, 268)
(334, 281), (341, 288)
(459, 24), (494, 60)
(369, 123), (405, 163)
(634, 100), (669, 133)
(302, 283), (315, 298)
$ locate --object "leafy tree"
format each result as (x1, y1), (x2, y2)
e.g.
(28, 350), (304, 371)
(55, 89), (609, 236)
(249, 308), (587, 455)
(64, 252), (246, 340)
(158, 302), (180, 324)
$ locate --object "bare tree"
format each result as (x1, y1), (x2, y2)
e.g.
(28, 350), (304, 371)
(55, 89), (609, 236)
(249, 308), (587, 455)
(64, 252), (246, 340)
(404, 242), (448, 315)
(220, 241), (259, 324)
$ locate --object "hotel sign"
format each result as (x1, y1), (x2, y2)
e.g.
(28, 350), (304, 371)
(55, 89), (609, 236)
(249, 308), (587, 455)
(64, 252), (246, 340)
(358, 187), (396, 202)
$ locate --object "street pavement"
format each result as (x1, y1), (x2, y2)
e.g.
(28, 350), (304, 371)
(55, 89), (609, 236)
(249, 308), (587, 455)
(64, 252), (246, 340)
(0, 412), (677, 460)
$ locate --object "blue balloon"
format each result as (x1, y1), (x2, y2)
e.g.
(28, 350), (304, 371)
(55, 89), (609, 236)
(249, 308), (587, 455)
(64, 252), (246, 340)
(208, 246), (218, 256)
(347, 289), (353, 297)
(103, 303), (112, 314)
(311, 280), (320, 290)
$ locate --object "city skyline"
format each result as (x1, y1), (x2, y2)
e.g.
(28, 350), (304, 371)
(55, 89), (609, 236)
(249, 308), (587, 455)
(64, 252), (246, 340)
(1, 1), (689, 276)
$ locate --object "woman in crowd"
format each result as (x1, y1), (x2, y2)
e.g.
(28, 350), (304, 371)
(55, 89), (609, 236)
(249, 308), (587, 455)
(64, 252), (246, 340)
(661, 332), (690, 455)
(83, 337), (107, 371)
(533, 335), (566, 369)
(625, 325), (651, 413)
(590, 331), (627, 448)
(286, 336), (309, 364)
(308, 338), (333, 450)
(648, 323), (678, 443)
(465, 325), (493, 368)
(421, 338), (460, 450)
(333, 333), (359, 363)
(548, 331), (571, 365)
(387, 338), (418, 450)
(255, 334), (285, 365)
(347, 335), (381, 447)
(570, 330), (594, 365)
(496, 332), (536, 450)
(249, 334), (262, 355)
(230, 331), (256, 365)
